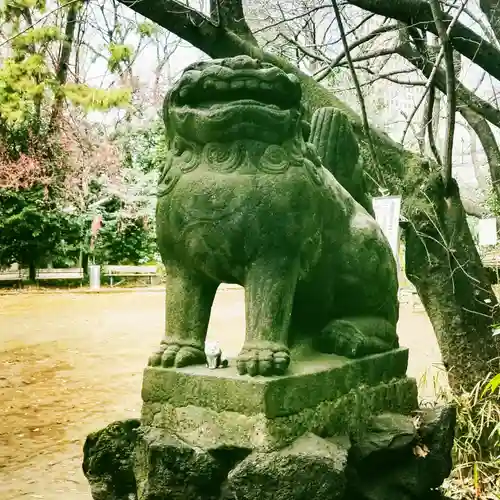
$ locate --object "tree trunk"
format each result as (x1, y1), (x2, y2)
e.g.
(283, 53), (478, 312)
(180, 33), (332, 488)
(480, 0), (500, 45)
(404, 169), (500, 390)
(49, 1), (79, 132)
(29, 262), (36, 281)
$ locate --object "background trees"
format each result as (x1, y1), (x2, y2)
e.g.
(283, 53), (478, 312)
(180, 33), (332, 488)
(0, 0), (173, 273)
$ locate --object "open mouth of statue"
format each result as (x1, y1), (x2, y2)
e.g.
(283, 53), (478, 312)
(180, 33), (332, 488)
(174, 75), (300, 111)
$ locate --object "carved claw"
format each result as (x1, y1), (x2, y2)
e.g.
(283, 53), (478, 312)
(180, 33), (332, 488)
(236, 342), (290, 376)
(318, 318), (398, 358)
(148, 344), (166, 366)
(331, 327), (365, 358)
(148, 339), (205, 368)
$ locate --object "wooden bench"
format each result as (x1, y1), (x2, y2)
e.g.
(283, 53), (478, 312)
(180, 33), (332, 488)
(102, 265), (158, 286)
(0, 269), (28, 286)
(36, 268), (84, 285)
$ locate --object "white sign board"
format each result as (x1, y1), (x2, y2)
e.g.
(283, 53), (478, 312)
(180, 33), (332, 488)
(478, 218), (497, 246)
(372, 196), (402, 267)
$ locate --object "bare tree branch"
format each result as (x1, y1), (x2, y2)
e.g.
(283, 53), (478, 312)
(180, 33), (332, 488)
(338, 48), (400, 65)
(479, 0), (500, 45)
(462, 106), (500, 201)
(397, 26), (500, 205)
(315, 23), (398, 81)
(49, 1), (80, 132)
(210, 0), (257, 43)
(340, 66), (424, 88)
(401, 109), (425, 154)
(429, 0), (457, 192)
(279, 32), (329, 64)
(116, 0), (253, 57)
(423, 85), (443, 165)
(395, 43), (500, 132)
(331, 0), (380, 176)
(253, 6), (331, 35)
(399, 0), (467, 144)
(344, 0), (500, 82)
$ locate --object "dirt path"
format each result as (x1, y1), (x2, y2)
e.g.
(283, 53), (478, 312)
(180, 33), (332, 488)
(0, 287), (445, 499)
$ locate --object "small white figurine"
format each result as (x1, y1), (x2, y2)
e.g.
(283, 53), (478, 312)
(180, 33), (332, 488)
(204, 341), (229, 369)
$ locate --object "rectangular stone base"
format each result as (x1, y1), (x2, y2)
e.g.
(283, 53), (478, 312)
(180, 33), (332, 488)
(140, 349), (418, 451)
(142, 348), (409, 418)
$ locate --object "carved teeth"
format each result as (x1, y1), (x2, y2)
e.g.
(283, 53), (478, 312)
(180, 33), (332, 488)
(230, 80), (246, 89)
(245, 79), (259, 89)
(215, 81), (229, 90)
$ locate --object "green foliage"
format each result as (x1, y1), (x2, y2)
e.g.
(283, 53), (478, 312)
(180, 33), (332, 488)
(483, 373), (500, 396)
(92, 214), (156, 265)
(62, 84), (131, 111)
(108, 43), (134, 73)
(136, 21), (157, 37)
(441, 373), (500, 499)
(0, 186), (81, 268)
(0, 0), (167, 273)
(80, 122), (165, 266)
(0, 0), (139, 273)
(0, 1), (132, 125)
(11, 25), (63, 50)
(117, 118), (168, 173)
(0, 55), (49, 125)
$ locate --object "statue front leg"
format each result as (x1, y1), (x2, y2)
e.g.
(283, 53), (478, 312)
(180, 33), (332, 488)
(148, 266), (217, 368)
(237, 258), (299, 376)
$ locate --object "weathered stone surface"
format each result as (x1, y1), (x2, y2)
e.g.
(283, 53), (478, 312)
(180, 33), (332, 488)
(345, 405), (456, 500)
(134, 426), (227, 500)
(227, 432), (348, 500)
(142, 376), (418, 451)
(350, 412), (417, 463)
(142, 348), (409, 417)
(417, 405), (456, 488)
(150, 55), (400, 377)
(309, 106), (373, 215)
(82, 419), (140, 500)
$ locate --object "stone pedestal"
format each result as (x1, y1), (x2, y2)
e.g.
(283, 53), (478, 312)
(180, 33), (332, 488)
(141, 348), (418, 451)
(83, 348), (456, 500)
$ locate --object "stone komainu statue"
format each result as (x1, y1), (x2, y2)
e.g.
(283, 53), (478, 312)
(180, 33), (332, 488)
(149, 55), (399, 376)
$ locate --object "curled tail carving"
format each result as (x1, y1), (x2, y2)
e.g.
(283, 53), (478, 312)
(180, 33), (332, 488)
(309, 107), (374, 216)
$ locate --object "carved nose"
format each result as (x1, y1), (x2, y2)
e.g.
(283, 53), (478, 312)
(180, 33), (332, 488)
(224, 55), (261, 70)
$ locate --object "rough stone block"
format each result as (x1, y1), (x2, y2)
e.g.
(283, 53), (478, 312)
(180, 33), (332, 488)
(82, 419), (140, 500)
(227, 432), (349, 500)
(141, 370), (418, 452)
(142, 348), (410, 418)
(345, 405), (457, 500)
(134, 426), (227, 500)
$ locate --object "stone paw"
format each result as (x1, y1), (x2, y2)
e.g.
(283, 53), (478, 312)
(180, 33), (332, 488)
(319, 318), (396, 358)
(236, 342), (290, 376)
(148, 339), (205, 368)
(327, 322), (366, 358)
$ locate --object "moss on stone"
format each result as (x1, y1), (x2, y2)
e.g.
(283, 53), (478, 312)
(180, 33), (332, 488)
(141, 377), (418, 452)
(141, 348), (409, 418)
